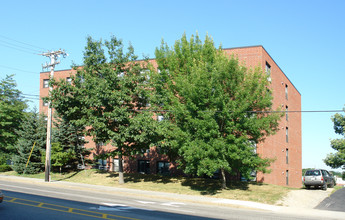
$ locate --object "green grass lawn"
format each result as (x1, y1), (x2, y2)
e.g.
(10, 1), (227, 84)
(1, 169), (293, 205)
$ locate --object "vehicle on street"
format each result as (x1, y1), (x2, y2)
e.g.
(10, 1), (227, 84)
(303, 169), (336, 190)
(0, 190), (3, 203)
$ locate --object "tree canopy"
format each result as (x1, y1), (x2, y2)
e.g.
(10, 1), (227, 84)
(150, 34), (282, 187)
(51, 114), (90, 171)
(0, 75), (27, 158)
(324, 110), (345, 169)
(12, 110), (46, 174)
(48, 36), (157, 183)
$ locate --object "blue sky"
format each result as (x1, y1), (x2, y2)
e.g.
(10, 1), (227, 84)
(1, 0), (344, 171)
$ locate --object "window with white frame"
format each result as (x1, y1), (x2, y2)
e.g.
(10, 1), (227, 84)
(286, 127), (289, 143)
(286, 105), (288, 121)
(43, 79), (49, 88)
(286, 148), (289, 164)
(286, 170), (289, 185)
(43, 99), (48, 106)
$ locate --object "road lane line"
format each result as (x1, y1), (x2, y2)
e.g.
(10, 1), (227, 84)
(4, 196), (140, 220)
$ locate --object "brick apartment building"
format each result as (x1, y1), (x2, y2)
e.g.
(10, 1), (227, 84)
(39, 45), (302, 188)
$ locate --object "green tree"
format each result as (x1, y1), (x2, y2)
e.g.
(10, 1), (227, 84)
(150, 34), (282, 188)
(12, 110), (46, 174)
(324, 110), (345, 169)
(51, 142), (74, 174)
(52, 114), (90, 170)
(48, 36), (157, 184)
(0, 75), (27, 158)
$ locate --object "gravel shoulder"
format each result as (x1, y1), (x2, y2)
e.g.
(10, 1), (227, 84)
(277, 188), (332, 209)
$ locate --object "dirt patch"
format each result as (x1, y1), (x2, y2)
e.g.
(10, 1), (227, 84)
(277, 188), (332, 209)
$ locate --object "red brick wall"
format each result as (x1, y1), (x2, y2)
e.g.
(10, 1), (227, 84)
(223, 46), (302, 188)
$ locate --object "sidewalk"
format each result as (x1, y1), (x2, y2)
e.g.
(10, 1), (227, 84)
(1, 175), (345, 219)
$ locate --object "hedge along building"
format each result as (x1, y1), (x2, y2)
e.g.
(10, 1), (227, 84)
(39, 45), (302, 188)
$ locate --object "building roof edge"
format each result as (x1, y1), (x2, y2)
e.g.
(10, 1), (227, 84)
(223, 45), (301, 96)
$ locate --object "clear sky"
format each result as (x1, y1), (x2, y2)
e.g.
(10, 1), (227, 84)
(1, 0), (344, 172)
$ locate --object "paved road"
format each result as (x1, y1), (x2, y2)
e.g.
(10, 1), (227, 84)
(0, 176), (344, 220)
(1, 190), (216, 220)
(315, 187), (345, 212)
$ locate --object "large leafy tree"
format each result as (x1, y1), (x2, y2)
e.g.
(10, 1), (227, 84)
(48, 36), (157, 184)
(0, 75), (27, 158)
(12, 110), (46, 174)
(324, 110), (345, 169)
(150, 34), (282, 188)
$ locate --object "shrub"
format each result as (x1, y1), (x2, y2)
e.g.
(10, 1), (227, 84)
(0, 164), (12, 172)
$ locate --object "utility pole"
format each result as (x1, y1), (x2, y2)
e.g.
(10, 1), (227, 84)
(41, 49), (67, 182)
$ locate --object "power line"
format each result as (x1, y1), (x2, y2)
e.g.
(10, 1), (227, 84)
(0, 42), (38, 55)
(22, 93), (39, 97)
(22, 96), (40, 101)
(0, 39), (42, 54)
(0, 34), (47, 51)
(0, 64), (39, 74)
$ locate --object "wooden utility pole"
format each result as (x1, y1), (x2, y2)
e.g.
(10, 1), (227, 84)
(41, 49), (67, 182)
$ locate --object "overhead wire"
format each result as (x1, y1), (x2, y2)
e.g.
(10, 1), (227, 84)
(0, 64), (39, 74)
(0, 34), (47, 53)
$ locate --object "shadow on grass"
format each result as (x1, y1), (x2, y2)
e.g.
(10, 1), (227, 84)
(100, 170), (257, 196)
(53, 169), (265, 196)
(54, 170), (82, 181)
(104, 171), (177, 184)
(180, 179), (258, 195)
(181, 178), (223, 195)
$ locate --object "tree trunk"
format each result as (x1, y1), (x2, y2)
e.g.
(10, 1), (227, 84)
(221, 168), (227, 189)
(118, 153), (125, 184)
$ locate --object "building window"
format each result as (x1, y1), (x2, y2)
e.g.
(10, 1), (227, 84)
(286, 106), (288, 121)
(285, 84), (288, 100)
(66, 77), (72, 84)
(286, 148), (289, 164)
(286, 170), (289, 185)
(98, 159), (107, 170)
(78, 136), (85, 148)
(265, 62), (271, 82)
(157, 161), (170, 175)
(43, 79), (49, 88)
(43, 99), (48, 106)
(113, 159), (119, 172)
(286, 127), (289, 143)
(138, 160), (150, 174)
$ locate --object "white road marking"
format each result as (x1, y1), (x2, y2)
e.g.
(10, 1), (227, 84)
(102, 203), (127, 207)
(161, 202), (185, 207)
(136, 200), (156, 204)
(325, 201), (334, 208)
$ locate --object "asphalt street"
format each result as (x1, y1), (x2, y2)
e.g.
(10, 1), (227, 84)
(315, 187), (345, 212)
(1, 190), (216, 220)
